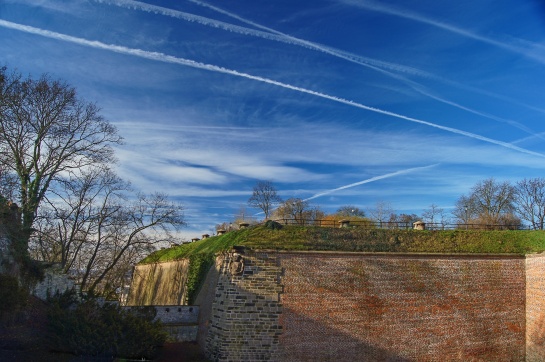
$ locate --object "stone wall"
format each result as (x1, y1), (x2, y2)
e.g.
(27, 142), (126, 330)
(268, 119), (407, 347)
(121, 305), (199, 342)
(205, 250), (537, 361)
(126, 259), (190, 306)
(526, 254), (545, 361)
(32, 263), (77, 301)
(206, 250), (283, 361)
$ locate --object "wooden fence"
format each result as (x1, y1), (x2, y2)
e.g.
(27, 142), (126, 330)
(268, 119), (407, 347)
(271, 218), (523, 230)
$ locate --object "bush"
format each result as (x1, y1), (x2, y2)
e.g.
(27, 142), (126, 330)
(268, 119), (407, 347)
(264, 220), (283, 230)
(0, 273), (28, 323)
(47, 291), (167, 359)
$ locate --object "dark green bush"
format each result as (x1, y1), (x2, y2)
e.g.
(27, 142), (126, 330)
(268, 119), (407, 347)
(47, 291), (167, 359)
(264, 220), (283, 230)
(0, 273), (28, 322)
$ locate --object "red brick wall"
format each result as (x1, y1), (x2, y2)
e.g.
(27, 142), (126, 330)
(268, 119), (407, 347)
(526, 254), (545, 361)
(278, 253), (526, 361)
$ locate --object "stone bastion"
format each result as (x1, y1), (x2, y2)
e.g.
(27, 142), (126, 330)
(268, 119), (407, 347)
(127, 250), (545, 361)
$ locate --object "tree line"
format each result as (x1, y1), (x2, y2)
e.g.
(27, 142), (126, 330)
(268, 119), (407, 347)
(245, 178), (545, 230)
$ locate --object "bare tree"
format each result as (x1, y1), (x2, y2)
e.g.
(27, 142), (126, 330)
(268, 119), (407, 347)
(453, 178), (518, 228)
(514, 178), (545, 229)
(248, 181), (282, 220)
(389, 213), (420, 228)
(31, 166), (185, 295)
(0, 67), (122, 257)
(422, 204), (446, 227)
(336, 205), (366, 218)
(83, 192), (184, 294)
(273, 198), (323, 225)
(368, 201), (394, 224)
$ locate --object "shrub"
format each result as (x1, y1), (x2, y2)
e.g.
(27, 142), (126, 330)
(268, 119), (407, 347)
(0, 273), (28, 322)
(47, 291), (167, 359)
(264, 220), (283, 230)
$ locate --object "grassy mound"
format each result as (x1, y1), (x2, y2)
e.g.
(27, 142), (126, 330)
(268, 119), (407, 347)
(141, 226), (545, 264)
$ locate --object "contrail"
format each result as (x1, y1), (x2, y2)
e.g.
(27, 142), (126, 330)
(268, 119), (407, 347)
(305, 164), (439, 201)
(93, 0), (428, 77)
(412, 86), (545, 141)
(95, 0), (545, 120)
(2, 19), (544, 159)
(341, 0), (545, 64)
(184, 0), (545, 129)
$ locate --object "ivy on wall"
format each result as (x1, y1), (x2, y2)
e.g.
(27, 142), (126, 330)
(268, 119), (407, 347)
(186, 254), (214, 305)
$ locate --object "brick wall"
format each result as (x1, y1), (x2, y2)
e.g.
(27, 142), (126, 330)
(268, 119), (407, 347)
(526, 254), (545, 361)
(126, 260), (190, 306)
(206, 251), (534, 361)
(279, 252), (526, 361)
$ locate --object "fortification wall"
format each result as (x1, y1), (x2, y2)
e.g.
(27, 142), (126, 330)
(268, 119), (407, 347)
(206, 251), (283, 361)
(126, 259), (190, 306)
(206, 251), (535, 362)
(526, 254), (545, 361)
(279, 252), (526, 361)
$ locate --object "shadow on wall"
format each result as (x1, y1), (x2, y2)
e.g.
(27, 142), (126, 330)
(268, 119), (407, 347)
(127, 260), (190, 306)
(278, 253), (526, 361)
(280, 307), (410, 362)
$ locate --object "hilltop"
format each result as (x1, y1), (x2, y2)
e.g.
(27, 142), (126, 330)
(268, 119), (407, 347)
(140, 223), (545, 264)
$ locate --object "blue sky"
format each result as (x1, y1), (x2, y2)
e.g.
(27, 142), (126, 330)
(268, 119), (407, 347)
(1, 0), (545, 239)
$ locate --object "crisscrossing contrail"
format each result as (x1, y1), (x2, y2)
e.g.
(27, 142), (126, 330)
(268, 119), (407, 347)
(1, 19), (543, 159)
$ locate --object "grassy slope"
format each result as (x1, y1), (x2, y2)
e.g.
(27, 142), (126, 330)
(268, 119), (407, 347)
(140, 225), (545, 264)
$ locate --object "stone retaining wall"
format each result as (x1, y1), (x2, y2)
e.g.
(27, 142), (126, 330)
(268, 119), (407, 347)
(526, 254), (545, 361)
(126, 260), (190, 306)
(32, 264), (77, 300)
(123, 305), (200, 342)
(206, 251), (283, 361)
(205, 250), (544, 361)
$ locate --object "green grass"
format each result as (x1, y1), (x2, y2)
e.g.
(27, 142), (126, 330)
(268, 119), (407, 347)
(140, 225), (545, 264)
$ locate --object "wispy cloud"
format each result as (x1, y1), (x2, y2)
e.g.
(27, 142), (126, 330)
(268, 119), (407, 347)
(1, 19), (543, 160)
(340, 0), (545, 64)
(305, 164), (439, 201)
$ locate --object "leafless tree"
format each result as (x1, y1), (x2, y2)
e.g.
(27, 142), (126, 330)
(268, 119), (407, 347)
(248, 181), (282, 220)
(389, 213), (420, 228)
(336, 205), (366, 218)
(422, 204), (447, 227)
(273, 198), (323, 225)
(31, 166), (185, 295)
(0, 67), (122, 256)
(453, 178), (518, 228)
(513, 178), (545, 229)
(368, 201), (394, 224)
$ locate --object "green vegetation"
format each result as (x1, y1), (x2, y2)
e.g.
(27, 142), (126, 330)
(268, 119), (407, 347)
(47, 291), (167, 359)
(186, 254), (215, 305)
(138, 225), (545, 302)
(141, 225), (545, 265)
